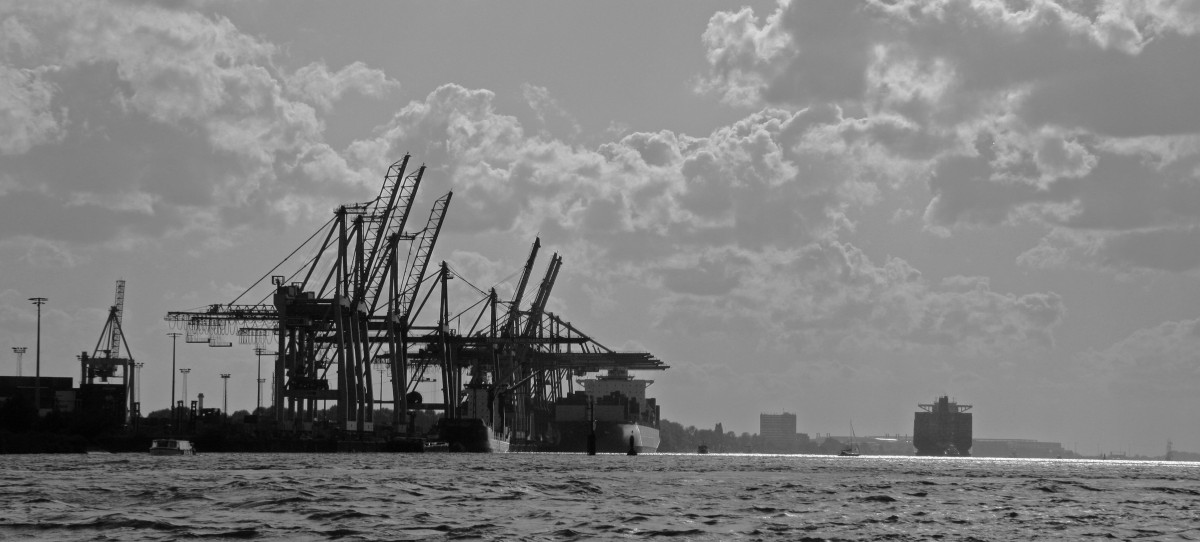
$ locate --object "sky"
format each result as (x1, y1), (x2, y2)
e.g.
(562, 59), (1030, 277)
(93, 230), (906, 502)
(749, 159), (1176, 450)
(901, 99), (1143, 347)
(2, 0), (1200, 456)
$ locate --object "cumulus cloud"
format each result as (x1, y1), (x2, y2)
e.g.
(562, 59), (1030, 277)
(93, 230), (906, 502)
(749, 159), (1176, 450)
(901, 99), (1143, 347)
(0, 0), (400, 254)
(1078, 317), (1200, 394)
(356, 85), (888, 256)
(522, 83), (581, 141)
(0, 65), (62, 155)
(652, 242), (1065, 358)
(341, 83), (1067, 355)
(697, 0), (1200, 275)
(1019, 226), (1200, 275)
(287, 61), (399, 112)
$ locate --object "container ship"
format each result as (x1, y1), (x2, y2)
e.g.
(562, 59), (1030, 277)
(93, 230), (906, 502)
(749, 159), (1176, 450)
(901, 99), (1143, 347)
(913, 395), (972, 456)
(436, 386), (511, 453)
(551, 368), (660, 453)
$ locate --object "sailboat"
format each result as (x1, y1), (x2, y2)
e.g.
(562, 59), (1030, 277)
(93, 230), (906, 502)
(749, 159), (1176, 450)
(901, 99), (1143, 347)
(839, 418), (861, 456)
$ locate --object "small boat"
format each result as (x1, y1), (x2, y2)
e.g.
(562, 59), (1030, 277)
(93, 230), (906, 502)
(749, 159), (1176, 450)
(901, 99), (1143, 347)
(149, 439), (196, 455)
(839, 418), (861, 456)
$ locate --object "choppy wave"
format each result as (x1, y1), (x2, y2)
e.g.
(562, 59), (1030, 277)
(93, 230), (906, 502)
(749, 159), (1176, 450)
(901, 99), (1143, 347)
(1, 453), (1198, 540)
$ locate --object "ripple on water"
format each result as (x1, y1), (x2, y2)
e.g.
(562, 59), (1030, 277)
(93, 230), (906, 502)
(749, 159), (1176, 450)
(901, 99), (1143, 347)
(1, 454), (1199, 541)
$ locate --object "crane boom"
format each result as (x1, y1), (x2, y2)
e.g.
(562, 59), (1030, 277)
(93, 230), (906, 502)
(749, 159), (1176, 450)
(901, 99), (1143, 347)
(522, 254), (561, 337)
(362, 159), (425, 313)
(507, 237), (540, 335)
(394, 191), (452, 324)
(109, 279), (125, 357)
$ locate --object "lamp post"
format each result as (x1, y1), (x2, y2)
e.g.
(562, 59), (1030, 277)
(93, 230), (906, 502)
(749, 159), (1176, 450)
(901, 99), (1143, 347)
(180, 368), (191, 407)
(12, 347), (26, 377)
(220, 373), (230, 415)
(29, 297), (46, 414)
(167, 332), (181, 414)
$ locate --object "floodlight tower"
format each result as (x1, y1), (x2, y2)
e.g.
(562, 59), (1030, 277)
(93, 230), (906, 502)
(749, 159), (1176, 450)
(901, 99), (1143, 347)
(180, 368), (191, 406)
(12, 347), (26, 377)
(29, 297), (47, 414)
(167, 332), (181, 412)
(220, 373), (230, 415)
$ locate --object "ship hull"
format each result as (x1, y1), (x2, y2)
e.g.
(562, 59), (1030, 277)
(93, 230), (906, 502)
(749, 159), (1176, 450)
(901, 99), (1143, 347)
(552, 421), (659, 453)
(437, 418), (510, 453)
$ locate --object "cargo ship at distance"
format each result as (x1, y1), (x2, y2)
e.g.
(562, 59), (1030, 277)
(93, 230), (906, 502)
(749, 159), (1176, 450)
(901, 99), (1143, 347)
(913, 396), (972, 456)
(552, 368), (660, 453)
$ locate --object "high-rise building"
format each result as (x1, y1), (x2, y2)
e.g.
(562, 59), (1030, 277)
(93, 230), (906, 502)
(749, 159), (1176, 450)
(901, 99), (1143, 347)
(760, 412), (798, 452)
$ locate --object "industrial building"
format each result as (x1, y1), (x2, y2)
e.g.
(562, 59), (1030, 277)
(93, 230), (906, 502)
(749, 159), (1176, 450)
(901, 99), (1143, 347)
(0, 376), (75, 415)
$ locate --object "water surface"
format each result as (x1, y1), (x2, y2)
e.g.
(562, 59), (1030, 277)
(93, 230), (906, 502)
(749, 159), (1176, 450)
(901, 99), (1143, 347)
(2, 453), (1197, 540)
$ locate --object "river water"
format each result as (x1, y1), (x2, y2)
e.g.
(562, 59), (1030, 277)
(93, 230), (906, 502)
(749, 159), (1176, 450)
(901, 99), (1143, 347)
(1, 452), (1198, 541)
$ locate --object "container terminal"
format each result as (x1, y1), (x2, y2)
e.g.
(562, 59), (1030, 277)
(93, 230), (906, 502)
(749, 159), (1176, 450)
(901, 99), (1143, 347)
(2, 156), (669, 453)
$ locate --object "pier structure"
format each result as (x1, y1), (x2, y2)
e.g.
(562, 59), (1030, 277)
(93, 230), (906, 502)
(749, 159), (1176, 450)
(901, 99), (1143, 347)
(165, 155), (666, 444)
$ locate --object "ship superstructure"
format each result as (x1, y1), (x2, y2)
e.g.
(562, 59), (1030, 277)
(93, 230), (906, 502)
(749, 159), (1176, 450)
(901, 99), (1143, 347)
(913, 396), (972, 456)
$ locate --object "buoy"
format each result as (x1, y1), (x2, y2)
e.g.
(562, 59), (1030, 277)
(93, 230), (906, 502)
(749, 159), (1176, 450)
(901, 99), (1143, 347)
(627, 435), (637, 456)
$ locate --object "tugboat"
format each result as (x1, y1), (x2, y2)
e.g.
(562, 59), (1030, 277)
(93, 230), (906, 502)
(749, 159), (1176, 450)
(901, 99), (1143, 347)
(551, 368), (660, 453)
(148, 439), (195, 455)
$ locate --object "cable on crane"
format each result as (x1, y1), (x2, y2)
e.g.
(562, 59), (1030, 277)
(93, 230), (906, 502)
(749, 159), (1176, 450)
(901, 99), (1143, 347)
(229, 215), (336, 306)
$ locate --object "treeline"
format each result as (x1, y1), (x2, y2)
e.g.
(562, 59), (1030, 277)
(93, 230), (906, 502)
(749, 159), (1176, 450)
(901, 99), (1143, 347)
(659, 419), (765, 453)
(659, 419), (843, 454)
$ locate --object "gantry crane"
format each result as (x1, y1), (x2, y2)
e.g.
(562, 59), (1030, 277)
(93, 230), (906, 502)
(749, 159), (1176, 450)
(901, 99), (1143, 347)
(79, 279), (138, 422)
(416, 238), (666, 445)
(165, 157), (450, 435)
(165, 156), (667, 444)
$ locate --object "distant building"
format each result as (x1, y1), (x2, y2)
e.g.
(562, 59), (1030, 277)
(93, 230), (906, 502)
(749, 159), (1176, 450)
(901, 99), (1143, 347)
(760, 412), (799, 452)
(973, 438), (1069, 458)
